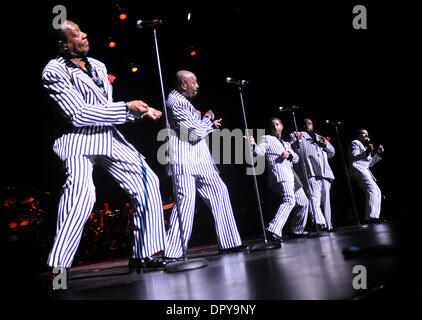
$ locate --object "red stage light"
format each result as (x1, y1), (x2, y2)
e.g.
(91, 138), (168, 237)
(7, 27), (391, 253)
(119, 13), (127, 20)
(108, 41), (117, 48)
(190, 50), (197, 56)
(8, 222), (18, 229)
(19, 220), (30, 227)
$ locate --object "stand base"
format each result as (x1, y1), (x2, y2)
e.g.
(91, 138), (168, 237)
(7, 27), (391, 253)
(165, 258), (208, 273)
(250, 241), (282, 252)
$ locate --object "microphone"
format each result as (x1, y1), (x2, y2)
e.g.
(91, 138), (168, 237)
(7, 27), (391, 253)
(278, 106), (299, 112)
(363, 137), (371, 147)
(325, 120), (343, 126)
(136, 19), (163, 29)
(226, 77), (249, 86)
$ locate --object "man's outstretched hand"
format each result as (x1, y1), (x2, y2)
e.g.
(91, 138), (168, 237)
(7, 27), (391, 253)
(126, 100), (162, 120)
(213, 118), (223, 128)
(144, 107), (162, 120)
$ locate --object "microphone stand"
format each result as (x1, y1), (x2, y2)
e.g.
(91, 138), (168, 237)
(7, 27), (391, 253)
(146, 26), (208, 272)
(331, 123), (361, 226)
(233, 84), (281, 251)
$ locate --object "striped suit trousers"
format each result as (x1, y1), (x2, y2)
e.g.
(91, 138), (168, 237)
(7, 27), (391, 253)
(289, 187), (309, 234)
(351, 172), (382, 219)
(308, 177), (332, 229)
(164, 173), (242, 258)
(47, 136), (166, 268)
(267, 180), (297, 237)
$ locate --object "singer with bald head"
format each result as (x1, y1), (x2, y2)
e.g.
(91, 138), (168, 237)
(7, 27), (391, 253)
(247, 118), (309, 240)
(42, 20), (168, 281)
(348, 129), (385, 223)
(163, 70), (249, 259)
(289, 118), (336, 231)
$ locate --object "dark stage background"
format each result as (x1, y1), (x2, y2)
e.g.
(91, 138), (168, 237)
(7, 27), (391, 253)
(2, 1), (409, 268)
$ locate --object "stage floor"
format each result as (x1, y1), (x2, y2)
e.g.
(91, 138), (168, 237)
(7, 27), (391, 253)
(36, 221), (403, 300)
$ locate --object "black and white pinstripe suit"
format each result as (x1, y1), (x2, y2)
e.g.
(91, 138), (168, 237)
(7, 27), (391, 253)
(289, 131), (335, 229)
(348, 139), (382, 219)
(254, 135), (309, 237)
(164, 90), (242, 258)
(42, 56), (166, 267)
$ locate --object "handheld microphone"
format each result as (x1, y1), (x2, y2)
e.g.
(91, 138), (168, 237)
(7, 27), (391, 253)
(278, 106), (299, 112)
(225, 77), (249, 86)
(136, 19), (163, 29)
(363, 137), (372, 147)
(325, 120), (343, 126)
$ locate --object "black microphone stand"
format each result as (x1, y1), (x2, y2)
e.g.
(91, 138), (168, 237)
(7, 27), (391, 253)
(143, 25), (208, 272)
(330, 123), (361, 226)
(231, 84), (281, 251)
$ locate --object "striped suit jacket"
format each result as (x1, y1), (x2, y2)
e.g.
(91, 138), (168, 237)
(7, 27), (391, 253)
(289, 131), (335, 181)
(348, 139), (382, 182)
(254, 135), (299, 190)
(42, 56), (137, 161)
(166, 90), (218, 175)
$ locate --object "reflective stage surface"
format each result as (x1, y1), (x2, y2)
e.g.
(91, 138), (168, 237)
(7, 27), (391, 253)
(41, 222), (405, 300)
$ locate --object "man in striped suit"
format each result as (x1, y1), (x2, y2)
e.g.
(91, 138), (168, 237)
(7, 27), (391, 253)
(289, 118), (335, 231)
(164, 70), (247, 258)
(42, 21), (168, 274)
(348, 129), (384, 223)
(248, 118), (309, 240)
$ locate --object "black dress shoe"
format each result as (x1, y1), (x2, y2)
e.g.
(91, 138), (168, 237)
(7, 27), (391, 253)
(219, 244), (250, 254)
(163, 257), (184, 263)
(144, 257), (168, 268)
(265, 229), (283, 242)
(129, 257), (168, 273)
(317, 224), (328, 231)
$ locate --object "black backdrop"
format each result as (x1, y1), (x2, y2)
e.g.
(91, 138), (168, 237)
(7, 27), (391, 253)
(2, 1), (409, 250)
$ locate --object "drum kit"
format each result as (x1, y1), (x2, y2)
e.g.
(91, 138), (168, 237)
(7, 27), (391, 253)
(3, 187), (50, 247)
(79, 197), (176, 259)
(3, 185), (177, 262)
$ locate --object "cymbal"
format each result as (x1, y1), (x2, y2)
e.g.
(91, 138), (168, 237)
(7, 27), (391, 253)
(20, 197), (35, 204)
